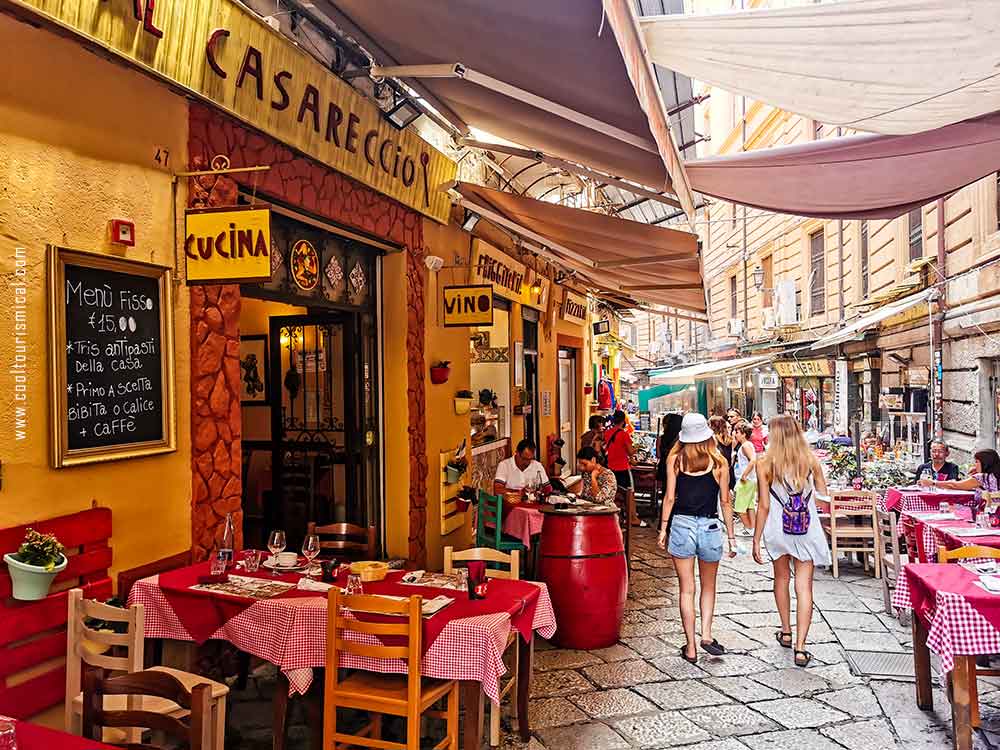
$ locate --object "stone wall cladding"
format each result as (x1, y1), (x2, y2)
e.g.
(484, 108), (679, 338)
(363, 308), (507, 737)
(188, 104), (428, 567)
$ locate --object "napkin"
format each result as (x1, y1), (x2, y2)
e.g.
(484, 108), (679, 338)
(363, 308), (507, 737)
(401, 570), (425, 584)
(979, 575), (1000, 593)
(297, 578), (335, 593)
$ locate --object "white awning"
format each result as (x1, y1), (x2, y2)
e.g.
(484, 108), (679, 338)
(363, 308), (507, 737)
(640, 0), (1000, 135)
(649, 355), (769, 385)
(810, 289), (935, 351)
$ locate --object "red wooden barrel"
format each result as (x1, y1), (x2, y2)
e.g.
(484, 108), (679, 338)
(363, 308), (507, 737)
(538, 507), (627, 649)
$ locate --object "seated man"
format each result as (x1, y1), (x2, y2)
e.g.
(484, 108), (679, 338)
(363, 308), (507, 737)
(914, 439), (960, 482)
(571, 446), (618, 505)
(494, 438), (551, 497)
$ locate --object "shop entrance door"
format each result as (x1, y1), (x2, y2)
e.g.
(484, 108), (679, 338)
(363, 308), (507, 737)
(558, 349), (577, 475)
(522, 313), (540, 447)
(265, 311), (380, 551)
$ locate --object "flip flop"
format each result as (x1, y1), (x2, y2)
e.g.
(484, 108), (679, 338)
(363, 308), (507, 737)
(701, 639), (726, 656)
(679, 646), (698, 664)
(776, 631), (793, 648)
(794, 650), (813, 668)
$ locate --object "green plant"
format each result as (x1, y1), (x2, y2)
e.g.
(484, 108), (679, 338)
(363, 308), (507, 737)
(432, 361), (451, 369)
(14, 528), (65, 571)
(827, 443), (859, 484)
(84, 597), (129, 634)
(456, 389), (474, 399)
(861, 460), (910, 490)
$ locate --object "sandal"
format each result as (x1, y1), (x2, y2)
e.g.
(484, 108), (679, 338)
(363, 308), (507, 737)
(794, 650), (813, 668)
(679, 646), (698, 664)
(775, 631), (793, 649)
(701, 639), (726, 656)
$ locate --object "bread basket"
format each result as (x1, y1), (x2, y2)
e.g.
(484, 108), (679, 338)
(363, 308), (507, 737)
(349, 560), (390, 582)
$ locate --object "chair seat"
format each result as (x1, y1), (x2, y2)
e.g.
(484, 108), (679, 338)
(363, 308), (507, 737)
(71, 690), (185, 716)
(149, 666), (229, 699)
(334, 671), (455, 715)
(497, 535), (526, 551)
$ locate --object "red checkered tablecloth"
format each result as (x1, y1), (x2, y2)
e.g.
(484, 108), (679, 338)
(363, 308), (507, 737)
(129, 575), (555, 702)
(893, 563), (1000, 673)
(503, 505), (545, 549)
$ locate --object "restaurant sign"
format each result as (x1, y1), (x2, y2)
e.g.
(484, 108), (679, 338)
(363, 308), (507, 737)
(758, 372), (780, 389)
(561, 289), (588, 326)
(10, 0), (457, 223)
(442, 285), (493, 327)
(774, 359), (834, 378)
(468, 240), (549, 310)
(184, 207), (271, 284)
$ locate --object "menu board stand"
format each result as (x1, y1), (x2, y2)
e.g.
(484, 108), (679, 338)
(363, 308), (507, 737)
(47, 246), (176, 467)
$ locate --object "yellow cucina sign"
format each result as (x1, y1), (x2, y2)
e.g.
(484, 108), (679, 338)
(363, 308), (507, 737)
(185, 207), (271, 284)
(9, 0), (457, 223)
(442, 285), (493, 327)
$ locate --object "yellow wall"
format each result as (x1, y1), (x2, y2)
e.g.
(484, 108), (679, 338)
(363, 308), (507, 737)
(0, 16), (191, 580)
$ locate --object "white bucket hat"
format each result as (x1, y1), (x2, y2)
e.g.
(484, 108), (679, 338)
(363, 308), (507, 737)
(679, 413), (714, 444)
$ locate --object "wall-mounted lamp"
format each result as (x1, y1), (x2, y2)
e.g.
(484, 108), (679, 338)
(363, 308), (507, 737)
(461, 210), (481, 232)
(383, 98), (422, 130)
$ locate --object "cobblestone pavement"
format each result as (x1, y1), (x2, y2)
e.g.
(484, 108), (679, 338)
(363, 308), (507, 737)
(227, 527), (1000, 748)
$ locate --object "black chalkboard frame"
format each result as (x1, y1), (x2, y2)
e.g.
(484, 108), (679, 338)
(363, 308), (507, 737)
(47, 245), (177, 468)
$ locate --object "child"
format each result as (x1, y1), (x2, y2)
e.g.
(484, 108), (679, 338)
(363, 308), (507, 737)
(733, 422), (757, 536)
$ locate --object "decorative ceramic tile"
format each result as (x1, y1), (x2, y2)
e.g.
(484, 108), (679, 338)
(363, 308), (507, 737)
(349, 262), (366, 293)
(324, 255), (343, 287)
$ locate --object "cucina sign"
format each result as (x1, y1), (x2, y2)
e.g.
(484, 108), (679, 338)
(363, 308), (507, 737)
(10, 0), (457, 223)
(184, 207), (272, 284)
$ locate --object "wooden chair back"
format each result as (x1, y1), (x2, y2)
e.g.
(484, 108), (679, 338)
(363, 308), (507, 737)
(476, 491), (504, 548)
(66, 588), (144, 733)
(829, 492), (879, 528)
(938, 545), (1000, 563)
(326, 588), (422, 707)
(443, 546), (520, 580)
(82, 668), (210, 750)
(614, 486), (632, 561)
(306, 521), (376, 560)
(876, 510), (902, 581)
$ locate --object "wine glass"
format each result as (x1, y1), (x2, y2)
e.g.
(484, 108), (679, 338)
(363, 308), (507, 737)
(267, 530), (286, 576)
(302, 534), (321, 577)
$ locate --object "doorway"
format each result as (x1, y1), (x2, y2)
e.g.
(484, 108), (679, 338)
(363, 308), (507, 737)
(522, 311), (540, 447)
(558, 349), (577, 475)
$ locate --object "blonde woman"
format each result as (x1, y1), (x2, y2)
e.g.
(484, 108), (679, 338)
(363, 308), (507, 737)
(752, 415), (831, 668)
(658, 414), (737, 663)
(733, 422), (758, 535)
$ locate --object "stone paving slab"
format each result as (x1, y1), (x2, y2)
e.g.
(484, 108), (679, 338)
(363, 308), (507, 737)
(815, 685), (883, 718)
(748, 666), (832, 696)
(622, 636), (681, 658)
(535, 722), (631, 750)
(749, 697), (850, 729)
(527, 697), (588, 729)
(581, 660), (668, 689)
(704, 676), (783, 703)
(570, 689), (658, 719)
(820, 717), (899, 749)
(822, 609), (889, 632)
(681, 703), (779, 737)
(634, 679), (732, 710)
(533, 648), (603, 672)
(648, 655), (710, 680)
(694, 653), (772, 677)
(529, 668), (595, 698)
(614, 712), (711, 748)
(741, 728), (845, 750)
(591, 644), (641, 662)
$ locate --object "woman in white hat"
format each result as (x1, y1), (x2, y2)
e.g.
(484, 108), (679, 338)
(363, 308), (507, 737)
(752, 414), (831, 668)
(657, 413), (737, 663)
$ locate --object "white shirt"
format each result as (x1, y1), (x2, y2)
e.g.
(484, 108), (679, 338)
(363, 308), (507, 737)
(495, 457), (549, 491)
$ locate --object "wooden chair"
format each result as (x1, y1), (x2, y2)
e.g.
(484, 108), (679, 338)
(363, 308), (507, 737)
(826, 491), (881, 579)
(444, 547), (520, 748)
(324, 589), (459, 750)
(876, 511), (905, 614)
(938, 544), (1000, 729)
(307, 521), (377, 560)
(65, 589), (228, 748)
(476, 491), (527, 556)
(82, 668), (211, 750)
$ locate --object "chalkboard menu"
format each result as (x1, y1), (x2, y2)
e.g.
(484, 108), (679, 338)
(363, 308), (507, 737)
(49, 247), (175, 467)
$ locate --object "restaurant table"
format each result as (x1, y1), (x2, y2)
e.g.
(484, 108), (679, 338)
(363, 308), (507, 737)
(6, 720), (119, 749)
(883, 486), (976, 513)
(502, 502), (545, 549)
(893, 563), (1000, 750)
(900, 505), (1000, 563)
(129, 564), (555, 750)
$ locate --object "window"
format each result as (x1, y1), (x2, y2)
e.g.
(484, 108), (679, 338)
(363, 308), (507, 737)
(620, 321), (637, 348)
(729, 276), (738, 319)
(860, 221), (870, 298)
(908, 208), (923, 261)
(809, 230), (825, 315)
(761, 255), (774, 308)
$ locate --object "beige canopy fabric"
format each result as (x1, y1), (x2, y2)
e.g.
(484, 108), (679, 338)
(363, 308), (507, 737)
(455, 182), (705, 314)
(641, 0), (1000, 135)
(316, 0), (694, 215)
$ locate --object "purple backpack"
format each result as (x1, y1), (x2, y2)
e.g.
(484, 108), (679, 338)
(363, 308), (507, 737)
(772, 479), (812, 536)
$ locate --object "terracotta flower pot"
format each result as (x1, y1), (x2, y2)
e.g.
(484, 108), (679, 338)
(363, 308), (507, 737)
(430, 366), (451, 384)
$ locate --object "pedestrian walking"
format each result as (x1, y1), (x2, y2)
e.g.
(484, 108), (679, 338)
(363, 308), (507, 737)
(750, 411), (769, 453)
(752, 415), (831, 668)
(732, 422), (758, 536)
(658, 413), (737, 663)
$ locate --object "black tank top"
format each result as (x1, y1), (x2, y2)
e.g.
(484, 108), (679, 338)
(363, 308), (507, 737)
(675, 467), (720, 518)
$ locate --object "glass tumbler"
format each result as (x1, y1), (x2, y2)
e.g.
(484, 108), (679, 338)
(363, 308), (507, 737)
(242, 549), (262, 573)
(0, 718), (17, 750)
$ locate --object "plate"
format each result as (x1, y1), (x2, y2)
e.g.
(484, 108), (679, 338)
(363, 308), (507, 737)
(262, 556), (305, 571)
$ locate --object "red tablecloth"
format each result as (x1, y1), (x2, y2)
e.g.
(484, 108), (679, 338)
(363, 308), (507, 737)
(9, 720), (118, 749)
(502, 503), (545, 548)
(900, 505), (1000, 563)
(893, 563), (1000, 673)
(130, 565), (556, 702)
(883, 487), (976, 513)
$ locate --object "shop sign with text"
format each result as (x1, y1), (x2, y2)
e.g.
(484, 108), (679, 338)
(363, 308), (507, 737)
(758, 372), (779, 389)
(468, 240), (549, 310)
(11, 0), (457, 223)
(185, 207), (271, 284)
(442, 285), (493, 327)
(774, 359), (834, 378)
(561, 289), (588, 326)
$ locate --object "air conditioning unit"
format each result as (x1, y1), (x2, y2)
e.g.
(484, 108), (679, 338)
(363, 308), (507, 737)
(775, 280), (799, 325)
(763, 308), (776, 330)
(727, 318), (744, 337)
(671, 340), (685, 355)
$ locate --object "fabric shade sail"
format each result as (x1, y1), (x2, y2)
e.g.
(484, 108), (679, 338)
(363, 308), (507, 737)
(315, 0), (694, 216)
(685, 112), (1000, 220)
(640, 0), (1000, 136)
(649, 355), (769, 385)
(455, 182), (706, 314)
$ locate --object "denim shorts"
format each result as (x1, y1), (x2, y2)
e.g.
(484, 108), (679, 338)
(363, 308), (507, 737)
(667, 514), (724, 563)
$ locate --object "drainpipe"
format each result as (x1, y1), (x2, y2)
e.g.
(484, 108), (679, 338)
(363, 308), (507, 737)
(836, 128), (845, 322)
(932, 197), (947, 439)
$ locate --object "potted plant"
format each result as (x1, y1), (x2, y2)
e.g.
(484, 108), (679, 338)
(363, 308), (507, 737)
(583, 382), (593, 396)
(430, 360), (451, 385)
(4, 528), (67, 601)
(445, 456), (468, 484)
(454, 389), (474, 415)
(455, 485), (477, 513)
